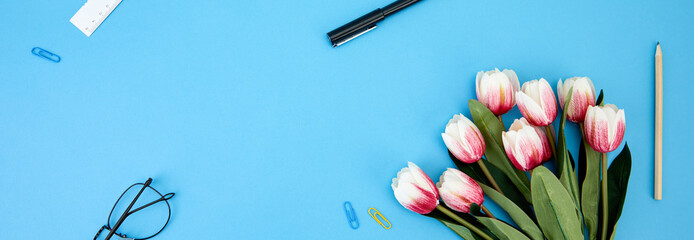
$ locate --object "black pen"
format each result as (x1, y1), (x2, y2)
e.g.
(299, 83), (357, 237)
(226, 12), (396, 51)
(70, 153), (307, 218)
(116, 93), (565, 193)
(327, 0), (422, 47)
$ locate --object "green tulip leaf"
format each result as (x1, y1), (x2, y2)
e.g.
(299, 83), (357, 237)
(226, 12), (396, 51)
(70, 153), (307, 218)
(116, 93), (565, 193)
(579, 136), (601, 240)
(479, 184), (543, 240)
(477, 217), (531, 240)
(578, 143), (586, 187)
(600, 144), (631, 239)
(469, 99), (531, 202)
(439, 219), (484, 240)
(468, 100), (504, 143)
(556, 88), (582, 223)
(426, 205), (500, 240)
(485, 161), (535, 216)
(531, 166), (584, 240)
(596, 90), (604, 106)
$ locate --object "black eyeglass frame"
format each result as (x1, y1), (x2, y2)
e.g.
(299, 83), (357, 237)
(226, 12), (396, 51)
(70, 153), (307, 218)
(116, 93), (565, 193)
(93, 178), (175, 240)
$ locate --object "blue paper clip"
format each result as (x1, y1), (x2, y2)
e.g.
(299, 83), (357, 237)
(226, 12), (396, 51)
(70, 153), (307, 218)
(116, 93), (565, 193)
(343, 201), (359, 229)
(31, 47), (61, 63)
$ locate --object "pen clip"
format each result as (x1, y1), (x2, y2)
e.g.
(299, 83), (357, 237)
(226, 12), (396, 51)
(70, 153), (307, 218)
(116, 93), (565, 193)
(332, 24), (377, 47)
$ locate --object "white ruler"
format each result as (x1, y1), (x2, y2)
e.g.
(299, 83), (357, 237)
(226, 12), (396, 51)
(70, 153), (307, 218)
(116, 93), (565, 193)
(70, 0), (123, 37)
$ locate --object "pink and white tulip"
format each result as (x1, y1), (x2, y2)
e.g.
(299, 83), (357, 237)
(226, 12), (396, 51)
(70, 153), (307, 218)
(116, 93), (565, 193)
(436, 168), (484, 213)
(476, 69), (520, 116)
(516, 78), (558, 126)
(502, 118), (552, 171)
(584, 104), (626, 153)
(392, 162), (439, 214)
(557, 77), (596, 123)
(441, 114), (486, 164)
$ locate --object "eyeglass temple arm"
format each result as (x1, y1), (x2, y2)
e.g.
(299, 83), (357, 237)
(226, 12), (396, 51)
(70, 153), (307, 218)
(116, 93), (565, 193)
(128, 192), (175, 215)
(93, 225), (108, 240)
(104, 178), (153, 240)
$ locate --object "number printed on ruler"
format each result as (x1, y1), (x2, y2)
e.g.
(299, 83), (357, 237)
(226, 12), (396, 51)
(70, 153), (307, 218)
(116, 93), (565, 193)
(70, 0), (123, 37)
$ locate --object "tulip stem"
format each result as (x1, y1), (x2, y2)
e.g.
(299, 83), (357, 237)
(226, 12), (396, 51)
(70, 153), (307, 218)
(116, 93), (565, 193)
(436, 205), (494, 240)
(601, 152), (608, 240)
(477, 160), (503, 195)
(544, 126), (557, 159)
(497, 115), (504, 127)
(579, 123), (585, 138)
(480, 205), (496, 219)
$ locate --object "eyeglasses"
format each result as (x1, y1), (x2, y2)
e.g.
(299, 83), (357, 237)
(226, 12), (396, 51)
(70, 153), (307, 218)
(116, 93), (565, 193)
(94, 178), (175, 240)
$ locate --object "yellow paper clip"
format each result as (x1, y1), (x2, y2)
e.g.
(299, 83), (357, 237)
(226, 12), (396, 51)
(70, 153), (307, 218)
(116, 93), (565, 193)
(368, 207), (391, 229)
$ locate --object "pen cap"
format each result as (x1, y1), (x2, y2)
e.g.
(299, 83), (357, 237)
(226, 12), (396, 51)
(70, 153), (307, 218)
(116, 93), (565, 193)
(327, 9), (385, 47)
(382, 0), (421, 16)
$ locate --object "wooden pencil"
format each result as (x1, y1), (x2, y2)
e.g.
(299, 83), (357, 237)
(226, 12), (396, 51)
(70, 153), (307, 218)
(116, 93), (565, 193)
(654, 42), (663, 200)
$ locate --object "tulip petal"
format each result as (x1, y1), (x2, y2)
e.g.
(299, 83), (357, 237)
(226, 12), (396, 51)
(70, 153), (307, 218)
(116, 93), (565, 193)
(476, 69), (518, 115)
(484, 72), (505, 114)
(519, 127), (544, 170)
(442, 133), (472, 163)
(584, 77), (596, 102)
(609, 109), (626, 151)
(568, 90), (588, 122)
(392, 164), (439, 214)
(526, 126), (547, 167)
(393, 179), (435, 214)
(516, 91), (550, 126)
(509, 118), (527, 131)
(503, 69), (520, 93)
(408, 162), (438, 196)
(504, 130), (534, 171)
(538, 79), (558, 123)
(502, 131), (522, 170)
(588, 106), (610, 152)
(523, 80), (543, 105)
(584, 104), (626, 153)
(467, 126), (486, 159)
(503, 118), (546, 171)
(558, 77), (596, 122)
(512, 135), (534, 171)
(497, 70), (517, 114)
(437, 169), (484, 213)
(455, 130), (476, 162)
(444, 120), (461, 140)
(443, 114), (485, 163)
(498, 75), (512, 113)
(476, 71), (485, 105)
(584, 105), (596, 145)
(574, 78), (596, 106)
(569, 78), (596, 122)
(459, 120), (485, 159)
(557, 79), (566, 109)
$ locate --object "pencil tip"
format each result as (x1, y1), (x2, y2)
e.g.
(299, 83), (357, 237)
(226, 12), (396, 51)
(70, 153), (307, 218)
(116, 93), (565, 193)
(657, 41), (660, 45)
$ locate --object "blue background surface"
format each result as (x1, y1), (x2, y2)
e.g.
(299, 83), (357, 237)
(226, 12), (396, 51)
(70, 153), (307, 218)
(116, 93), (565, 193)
(1, 0), (692, 239)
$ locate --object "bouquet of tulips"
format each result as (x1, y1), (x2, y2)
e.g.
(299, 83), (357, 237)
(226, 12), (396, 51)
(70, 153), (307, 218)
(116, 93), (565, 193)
(392, 69), (631, 240)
